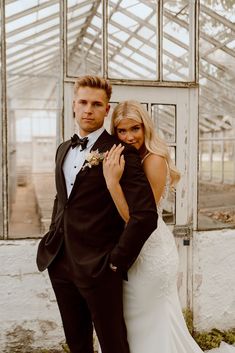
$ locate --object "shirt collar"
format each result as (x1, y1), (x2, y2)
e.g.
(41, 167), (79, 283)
(78, 126), (105, 150)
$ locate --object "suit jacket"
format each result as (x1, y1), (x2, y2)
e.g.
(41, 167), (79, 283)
(36, 130), (158, 285)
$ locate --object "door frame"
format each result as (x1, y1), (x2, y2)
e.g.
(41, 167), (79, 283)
(64, 82), (199, 308)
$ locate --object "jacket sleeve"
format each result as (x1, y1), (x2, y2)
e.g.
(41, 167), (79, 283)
(49, 195), (58, 231)
(48, 142), (63, 232)
(109, 145), (158, 271)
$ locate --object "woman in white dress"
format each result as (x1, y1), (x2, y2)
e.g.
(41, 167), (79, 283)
(102, 100), (204, 353)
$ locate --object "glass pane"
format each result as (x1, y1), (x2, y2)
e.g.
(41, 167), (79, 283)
(108, 0), (158, 80)
(163, 0), (194, 81)
(198, 137), (235, 230)
(6, 0), (60, 239)
(67, 0), (102, 77)
(198, 1), (235, 231)
(199, 135), (212, 181)
(224, 141), (235, 183)
(151, 104), (176, 143)
(162, 146), (176, 225)
(151, 104), (176, 224)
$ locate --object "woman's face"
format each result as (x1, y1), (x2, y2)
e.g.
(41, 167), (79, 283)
(116, 118), (145, 150)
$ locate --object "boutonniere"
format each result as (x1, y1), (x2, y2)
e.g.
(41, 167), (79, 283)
(82, 149), (105, 170)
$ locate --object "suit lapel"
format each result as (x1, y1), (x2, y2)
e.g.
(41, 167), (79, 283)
(90, 130), (112, 153)
(56, 140), (71, 202)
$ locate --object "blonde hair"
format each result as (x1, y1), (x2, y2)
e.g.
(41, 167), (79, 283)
(111, 100), (180, 186)
(74, 75), (112, 101)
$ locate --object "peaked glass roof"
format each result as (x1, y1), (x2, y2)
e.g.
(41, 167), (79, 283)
(3, 0), (235, 133)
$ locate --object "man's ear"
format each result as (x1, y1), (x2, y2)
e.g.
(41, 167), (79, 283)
(106, 104), (111, 116)
(72, 101), (75, 118)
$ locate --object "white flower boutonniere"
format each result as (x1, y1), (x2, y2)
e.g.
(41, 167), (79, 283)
(82, 149), (105, 170)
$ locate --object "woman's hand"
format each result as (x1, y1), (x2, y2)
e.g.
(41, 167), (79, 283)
(103, 144), (129, 222)
(103, 144), (125, 189)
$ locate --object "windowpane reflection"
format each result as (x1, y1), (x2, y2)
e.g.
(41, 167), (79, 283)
(6, 0), (60, 238)
(152, 104), (176, 224)
(163, 0), (194, 81)
(151, 104), (176, 143)
(67, 0), (102, 77)
(8, 86), (58, 239)
(198, 135), (235, 230)
(108, 0), (158, 80)
(198, 1), (235, 231)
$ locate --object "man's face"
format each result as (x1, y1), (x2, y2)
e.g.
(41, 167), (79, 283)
(73, 87), (110, 136)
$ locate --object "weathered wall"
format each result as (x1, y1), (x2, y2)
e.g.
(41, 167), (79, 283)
(193, 229), (235, 331)
(0, 231), (235, 351)
(0, 240), (64, 352)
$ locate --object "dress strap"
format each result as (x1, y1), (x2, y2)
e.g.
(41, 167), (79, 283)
(141, 152), (152, 164)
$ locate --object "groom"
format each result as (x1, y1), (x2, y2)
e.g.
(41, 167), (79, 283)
(36, 75), (158, 353)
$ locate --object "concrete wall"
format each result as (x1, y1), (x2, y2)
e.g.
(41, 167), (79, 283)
(0, 240), (64, 352)
(0, 230), (235, 351)
(193, 229), (235, 331)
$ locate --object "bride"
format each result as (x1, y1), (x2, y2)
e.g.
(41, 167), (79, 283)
(102, 100), (234, 353)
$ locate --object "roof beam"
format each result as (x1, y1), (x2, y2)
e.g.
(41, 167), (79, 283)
(6, 0), (58, 23)
(200, 4), (235, 32)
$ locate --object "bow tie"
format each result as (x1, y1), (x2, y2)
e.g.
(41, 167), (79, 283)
(71, 134), (89, 150)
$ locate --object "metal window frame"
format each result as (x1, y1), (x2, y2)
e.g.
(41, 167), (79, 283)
(65, 0), (199, 87)
(1, 0), (8, 239)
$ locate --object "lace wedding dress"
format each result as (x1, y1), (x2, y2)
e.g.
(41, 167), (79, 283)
(122, 166), (235, 353)
(122, 165), (203, 353)
(99, 159), (235, 353)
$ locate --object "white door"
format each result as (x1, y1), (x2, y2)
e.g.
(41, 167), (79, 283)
(64, 83), (199, 309)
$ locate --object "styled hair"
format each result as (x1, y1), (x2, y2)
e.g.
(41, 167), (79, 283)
(111, 100), (180, 186)
(74, 75), (112, 101)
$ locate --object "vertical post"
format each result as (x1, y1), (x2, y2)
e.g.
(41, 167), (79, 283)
(157, 0), (163, 81)
(233, 140), (235, 184)
(58, 0), (65, 143)
(221, 133), (224, 183)
(1, 0), (8, 239)
(199, 137), (202, 180)
(188, 0), (199, 82)
(209, 132), (213, 181)
(102, 0), (108, 78)
(194, 0), (199, 83)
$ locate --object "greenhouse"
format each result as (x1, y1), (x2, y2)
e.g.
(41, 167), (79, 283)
(0, 0), (235, 352)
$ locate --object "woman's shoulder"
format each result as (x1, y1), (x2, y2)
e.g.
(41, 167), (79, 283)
(142, 153), (166, 166)
(142, 153), (167, 176)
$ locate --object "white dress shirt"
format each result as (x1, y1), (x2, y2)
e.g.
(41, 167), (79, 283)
(63, 127), (105, 197)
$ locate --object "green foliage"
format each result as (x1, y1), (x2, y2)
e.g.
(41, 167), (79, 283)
(183, 308), (194, 335)
(38, 343), (70, 353)
(41, 312), (235, 352)
(193, 329), (224, 350)
(183, 308), (235, 351)
(62, 343), (70, 353)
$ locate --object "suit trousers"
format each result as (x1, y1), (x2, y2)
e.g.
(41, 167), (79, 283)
(48, 246), (130, 353)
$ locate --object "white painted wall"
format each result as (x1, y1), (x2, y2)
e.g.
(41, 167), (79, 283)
(0, 240), (64, 352)
(0, 231), (235, 351)
(193, 229), (235, 331)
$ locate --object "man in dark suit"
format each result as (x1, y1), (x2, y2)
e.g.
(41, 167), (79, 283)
(37, 75), (158, 353)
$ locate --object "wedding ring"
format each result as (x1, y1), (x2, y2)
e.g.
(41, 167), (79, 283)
(109, 263), (118, 272)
